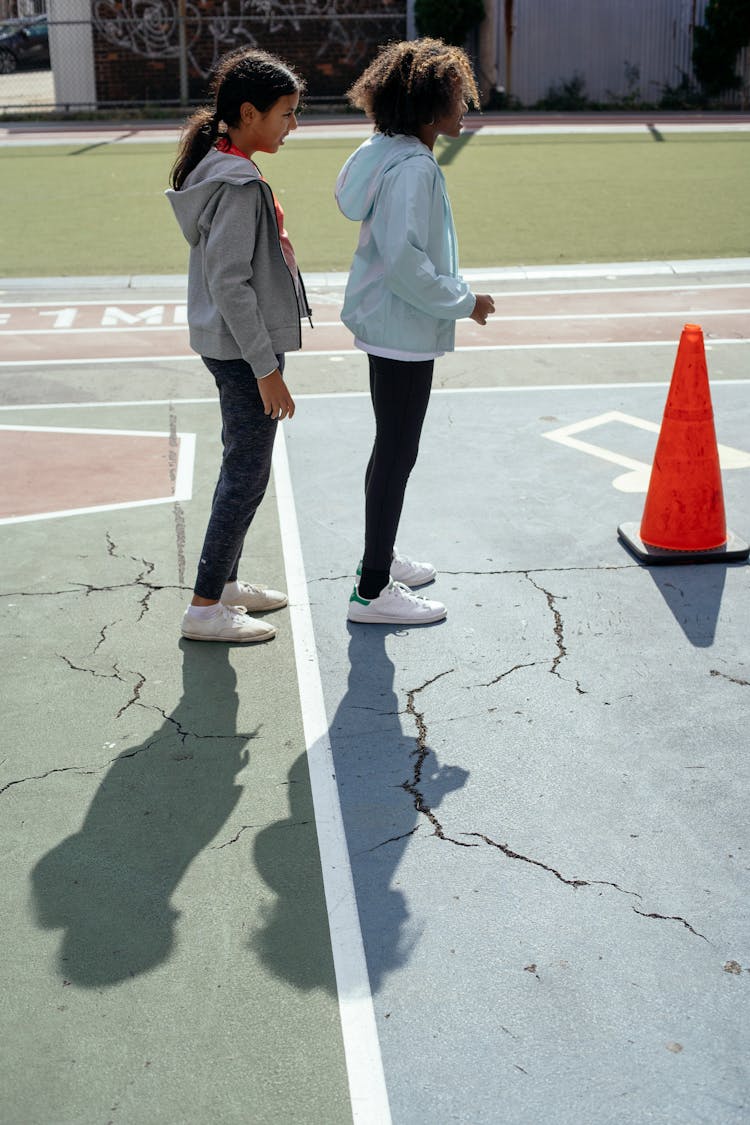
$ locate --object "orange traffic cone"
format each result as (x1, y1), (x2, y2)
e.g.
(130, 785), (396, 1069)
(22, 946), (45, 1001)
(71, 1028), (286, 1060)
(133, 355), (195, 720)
(618, 324), (749, 565)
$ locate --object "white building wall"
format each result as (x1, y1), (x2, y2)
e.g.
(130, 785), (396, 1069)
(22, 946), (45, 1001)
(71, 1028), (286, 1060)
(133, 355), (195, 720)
(490, 0), (709, 106)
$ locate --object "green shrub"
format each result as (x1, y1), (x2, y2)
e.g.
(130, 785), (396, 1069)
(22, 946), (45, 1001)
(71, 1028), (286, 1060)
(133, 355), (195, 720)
(657, 71), (707, 109)
(693, 0), (750, 96)
(535, 73), (590, 111)
(414, 0), (487, 46)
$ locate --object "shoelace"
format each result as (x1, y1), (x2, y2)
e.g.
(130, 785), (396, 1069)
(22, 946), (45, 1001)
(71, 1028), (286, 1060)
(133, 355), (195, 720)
(390, 581), (426, 602)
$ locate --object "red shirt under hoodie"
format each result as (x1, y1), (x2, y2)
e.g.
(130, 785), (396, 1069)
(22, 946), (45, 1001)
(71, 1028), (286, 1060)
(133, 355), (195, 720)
(216, 137), (299, 283)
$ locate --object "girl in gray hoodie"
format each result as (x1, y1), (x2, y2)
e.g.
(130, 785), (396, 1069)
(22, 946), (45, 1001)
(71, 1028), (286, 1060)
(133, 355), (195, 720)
(167, 47), (308, 644)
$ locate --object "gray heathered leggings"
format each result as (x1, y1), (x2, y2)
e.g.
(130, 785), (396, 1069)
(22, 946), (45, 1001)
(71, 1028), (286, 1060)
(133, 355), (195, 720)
(193, 355), (282, 601)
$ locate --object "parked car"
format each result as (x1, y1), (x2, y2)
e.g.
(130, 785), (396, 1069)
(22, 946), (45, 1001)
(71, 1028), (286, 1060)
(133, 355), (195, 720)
(0, 18), (49, 73)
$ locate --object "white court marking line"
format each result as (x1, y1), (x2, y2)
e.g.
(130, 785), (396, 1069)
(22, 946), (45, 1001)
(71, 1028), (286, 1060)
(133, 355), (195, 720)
(2, 380), (750, 412)
(0, 354), (201, 367)
(3, 281), (750, 311)
(2, 337), (749, 369)
(272, 426), (391, 1125)
(541, 411), (750, 492)
(0, 425), (195, 526)
(3, 309), (749, 336)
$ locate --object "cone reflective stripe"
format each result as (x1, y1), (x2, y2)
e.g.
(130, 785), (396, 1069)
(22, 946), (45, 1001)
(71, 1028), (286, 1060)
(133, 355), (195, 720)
(618, 324), (749, 565)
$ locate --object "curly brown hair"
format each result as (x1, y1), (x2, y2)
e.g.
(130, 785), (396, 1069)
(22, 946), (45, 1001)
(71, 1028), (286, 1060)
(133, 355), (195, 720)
(346, 38), (480, 137)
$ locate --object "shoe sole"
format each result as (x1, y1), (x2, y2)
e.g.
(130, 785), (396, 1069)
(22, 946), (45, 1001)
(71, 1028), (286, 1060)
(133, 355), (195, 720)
(347, 608), (446, 625)
(181, 627), (277, 643)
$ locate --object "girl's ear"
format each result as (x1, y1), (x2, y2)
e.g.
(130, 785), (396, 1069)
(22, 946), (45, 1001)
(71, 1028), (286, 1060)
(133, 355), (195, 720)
(239, 101), (257, 124)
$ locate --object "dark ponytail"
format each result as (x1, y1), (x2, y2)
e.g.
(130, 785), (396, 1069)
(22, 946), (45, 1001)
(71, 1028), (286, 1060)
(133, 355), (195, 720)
(170, 47), (304, 190)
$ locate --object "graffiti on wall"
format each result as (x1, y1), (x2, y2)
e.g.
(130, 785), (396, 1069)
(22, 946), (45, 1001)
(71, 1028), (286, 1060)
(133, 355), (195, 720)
(92, 0), (403, 77)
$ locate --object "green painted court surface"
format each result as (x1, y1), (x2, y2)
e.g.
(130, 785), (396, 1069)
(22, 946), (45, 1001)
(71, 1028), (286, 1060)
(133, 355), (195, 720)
(2, 130), (749, 276)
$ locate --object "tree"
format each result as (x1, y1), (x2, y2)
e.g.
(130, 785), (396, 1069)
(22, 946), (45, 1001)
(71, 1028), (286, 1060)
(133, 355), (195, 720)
(414, 0), (486, 47)
(693, 0), (750, 96)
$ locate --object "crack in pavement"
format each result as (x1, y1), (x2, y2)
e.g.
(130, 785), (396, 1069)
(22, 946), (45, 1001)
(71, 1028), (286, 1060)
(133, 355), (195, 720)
(311, 563), (636, 585)
(115, 672), (146, 719)
(105, 533), (159, 620)
(91, 621), (118, 655)
(402, 669), (476, 848)
(364, 825), (421, 854)
(1, 583), (189, 599)
(710, 669), (749, 687)
(0, 763), (98, 796)
(476, 661), (545, 689)
(1, 708), (257, 797)
(213, 820), (312, 849)
(138, 703), (259, 747)
(57, 655), (145, 720)
(442, 565), (636, 576)
(525, 574), (566, 675)
(632, 907), (708, 941)
(392, 671), (708, 943)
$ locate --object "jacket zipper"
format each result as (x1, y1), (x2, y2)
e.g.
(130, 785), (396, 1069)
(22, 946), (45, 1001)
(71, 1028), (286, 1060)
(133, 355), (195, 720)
(258, 180), (313, 343)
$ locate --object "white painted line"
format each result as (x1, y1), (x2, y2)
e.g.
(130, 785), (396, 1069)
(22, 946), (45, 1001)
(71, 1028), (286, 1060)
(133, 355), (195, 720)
(1, 338), (749, 368)
(173, 432), (196, 501)
(449, 338), (750, 353)
(10, 311), (750, 335)
(0, 397), (217, 410)
(0, 423), (178, 436)
(542, 411), (750, 491)
(0, 426), (195, 525)
(0, 492), (185, 526)
(2, 381), (750, 413)
(474, 309), (750, 322)
(0, 355), (200, 367)
(477, 282), (750, 298)
(272, 426), (391, 1125)
(0, 299), (186, 308)
(0, 326), (188, 336)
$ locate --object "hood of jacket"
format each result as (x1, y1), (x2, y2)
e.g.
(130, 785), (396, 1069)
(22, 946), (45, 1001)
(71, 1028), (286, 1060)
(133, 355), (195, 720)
(166, 148), (262, 247)
(335, 132), (436, 222)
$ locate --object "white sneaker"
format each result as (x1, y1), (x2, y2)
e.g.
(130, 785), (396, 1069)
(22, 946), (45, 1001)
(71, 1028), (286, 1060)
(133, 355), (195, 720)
(347, 581), (446, 625)
(356, 549), (437, 588)
(182, 603), (276, 643)
(221, 580), (287, 612)
(390, 548), (436, 587)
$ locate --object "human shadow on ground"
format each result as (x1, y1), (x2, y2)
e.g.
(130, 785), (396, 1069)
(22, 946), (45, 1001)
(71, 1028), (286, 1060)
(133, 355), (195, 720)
(252, 624), (469, 994)
(31, 642), (255, 987)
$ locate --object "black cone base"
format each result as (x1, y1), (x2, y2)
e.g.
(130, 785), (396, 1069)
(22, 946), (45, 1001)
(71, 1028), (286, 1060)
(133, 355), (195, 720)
(618, 522), (750, 565)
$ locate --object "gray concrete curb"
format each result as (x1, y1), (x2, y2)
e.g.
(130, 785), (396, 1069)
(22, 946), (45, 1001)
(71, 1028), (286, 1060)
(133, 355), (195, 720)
(2, 258), (750, 292)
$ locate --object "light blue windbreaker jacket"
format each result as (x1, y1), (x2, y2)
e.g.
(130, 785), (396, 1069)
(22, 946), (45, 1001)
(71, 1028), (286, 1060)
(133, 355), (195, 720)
(335, 133), (476, 355)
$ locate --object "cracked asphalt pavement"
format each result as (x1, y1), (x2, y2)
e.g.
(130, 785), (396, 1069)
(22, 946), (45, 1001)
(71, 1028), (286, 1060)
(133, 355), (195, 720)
(2, 271), (749, 1124)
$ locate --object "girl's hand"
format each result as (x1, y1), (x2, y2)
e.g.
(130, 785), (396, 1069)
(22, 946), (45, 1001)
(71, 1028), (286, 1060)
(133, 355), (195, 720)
(470, 294), (495, 325)
(259, 368), (295, 420)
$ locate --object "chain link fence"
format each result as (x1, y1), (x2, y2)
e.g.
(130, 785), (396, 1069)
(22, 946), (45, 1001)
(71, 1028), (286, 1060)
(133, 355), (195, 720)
(0, 2), (408, 116)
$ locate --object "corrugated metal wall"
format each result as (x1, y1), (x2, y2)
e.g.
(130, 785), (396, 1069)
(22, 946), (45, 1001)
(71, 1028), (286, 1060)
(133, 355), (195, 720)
(493, 0), (710, 105)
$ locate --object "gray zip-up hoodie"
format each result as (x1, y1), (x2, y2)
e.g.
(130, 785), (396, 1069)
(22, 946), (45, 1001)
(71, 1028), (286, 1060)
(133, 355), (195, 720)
(166, 149), (302, 378)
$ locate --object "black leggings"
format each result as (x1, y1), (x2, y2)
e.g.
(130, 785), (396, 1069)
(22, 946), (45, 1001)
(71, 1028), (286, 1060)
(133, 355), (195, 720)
(359, 353), (434, 598)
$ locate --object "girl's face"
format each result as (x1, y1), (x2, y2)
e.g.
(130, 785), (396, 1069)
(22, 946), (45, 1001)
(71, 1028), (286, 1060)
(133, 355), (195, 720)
(433, 86), (468, 139)
(238, 92), (299, 156)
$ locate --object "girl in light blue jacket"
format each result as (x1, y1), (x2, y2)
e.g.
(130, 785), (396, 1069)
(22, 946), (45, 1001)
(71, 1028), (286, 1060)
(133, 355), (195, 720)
(336, 38), (495, 626)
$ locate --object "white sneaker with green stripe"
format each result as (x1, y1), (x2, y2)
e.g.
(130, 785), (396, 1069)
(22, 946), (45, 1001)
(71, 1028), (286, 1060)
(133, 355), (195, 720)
(348, 581), (446, 625)
(356, 548), (437, 588)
